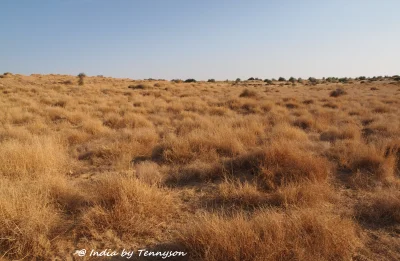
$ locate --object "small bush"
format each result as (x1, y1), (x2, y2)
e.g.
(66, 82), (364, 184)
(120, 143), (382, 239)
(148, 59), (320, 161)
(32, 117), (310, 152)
(264, 79), (273, 84)
(289, 77), (296, 83)
(330, 88), (347, 97)
(171, 79), (183, 83)
(207, 79), (216, 82)
(235, 78), (241, 83)
(77, 73), (86, 85)
(128, 84), (148, 90)
(185, 78), (196, 83)
(308, 77), (318, 83)
(239, 89), (257, 98)
(278, 77), (286, 81)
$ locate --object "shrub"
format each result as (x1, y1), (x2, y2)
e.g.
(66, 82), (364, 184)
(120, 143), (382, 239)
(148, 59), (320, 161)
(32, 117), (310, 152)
(128, 84), (148, 90)
(239, 89), (257, 98)
(278, 77), (286, 81)
(358, 76), (366, 80)
(289, 77), (296, 83)
(171, 79), (183, 83)
(330, 88), (347, 97)
(308, 77), (318, 83)
(248, 77), (255, 81)
(339, 77), (349, 83)
(184, 78), (196, 83)
(235, 78), (241, 82)
(208, 79), (216, 82)
(77, 73), (86, 85)
(264, 79), (273, 84)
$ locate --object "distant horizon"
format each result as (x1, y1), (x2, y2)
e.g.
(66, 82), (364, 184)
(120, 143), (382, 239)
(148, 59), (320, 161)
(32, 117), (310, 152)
(3, 72), (399, 82)
(1, 0), (399, 80)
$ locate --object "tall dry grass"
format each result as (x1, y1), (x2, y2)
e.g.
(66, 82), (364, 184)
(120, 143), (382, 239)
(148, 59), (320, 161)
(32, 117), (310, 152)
(0, 74), (399, 260)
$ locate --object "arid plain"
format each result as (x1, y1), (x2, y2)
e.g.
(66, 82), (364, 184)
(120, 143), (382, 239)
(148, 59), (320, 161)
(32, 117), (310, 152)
(0, 73), (399, 260)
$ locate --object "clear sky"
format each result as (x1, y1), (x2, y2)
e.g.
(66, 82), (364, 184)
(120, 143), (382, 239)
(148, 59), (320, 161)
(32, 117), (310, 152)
(1, 0), (399, 80)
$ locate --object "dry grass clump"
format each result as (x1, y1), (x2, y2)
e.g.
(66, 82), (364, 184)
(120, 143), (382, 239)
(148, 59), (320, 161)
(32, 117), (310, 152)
(0, 136), (67, 179)
(178, 208), (360, 261)
(293, 115), (314, 130)
(128, 83), (150, 90)
(328, 141), (397, 187)
(270, 182), (337, 208)
(207, 180), (268, 209)
(239, 89), (257, 98)
(330, 88), (347, 97)
(320, 125), (360, 142)
(271, 123), (309, 141)
(356, 189), (400, 225)
(134, 161), (163, 185)
(257, 145), (330, 189)
(225, 143), (330, 190)
(80, 172), (180, 240)
(0, 179), (61, 259)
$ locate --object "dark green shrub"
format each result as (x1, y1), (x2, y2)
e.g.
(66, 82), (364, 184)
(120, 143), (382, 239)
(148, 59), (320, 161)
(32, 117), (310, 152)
(330, 88), (347, 97)
(235, 78), (241, 83)
(248, 77), (255, 81)
(128, 84), (148, 90)
(308, 77), (317, 83)
(264, 79), (272, 84)
(208, 79), (216, 83)
(289, 77), (296, 83)
(278, 77), (286, 81)
(78, 73), (86, 85)
(185, 79), (196, 83)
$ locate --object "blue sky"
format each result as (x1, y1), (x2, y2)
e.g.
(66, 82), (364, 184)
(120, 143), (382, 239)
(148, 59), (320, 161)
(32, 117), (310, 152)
(1, 0), (399, 80)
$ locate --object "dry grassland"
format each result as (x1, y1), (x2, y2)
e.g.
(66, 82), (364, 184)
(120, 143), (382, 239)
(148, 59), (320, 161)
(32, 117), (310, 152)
(0, 74), (400, 260)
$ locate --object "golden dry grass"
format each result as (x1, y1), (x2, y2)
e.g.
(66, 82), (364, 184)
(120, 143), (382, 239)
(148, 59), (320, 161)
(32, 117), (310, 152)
(0, 74), (400, 260)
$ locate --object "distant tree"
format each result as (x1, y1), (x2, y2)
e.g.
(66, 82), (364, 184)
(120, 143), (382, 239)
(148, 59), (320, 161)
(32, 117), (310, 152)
(235, 78), (241, 83)
(308, 77), (318, 83)
(289, 77), (296, 83)
(78, 73), (86, 85)
(264, 79), (273, 84)
(339, 77), (348, 83)
(184, 78), (196, 83)
(297, 78), (304, 84)
(278, 77), (286, 81)
(248, 77), (255, 81)
(171, 79), (183, 83)
(208, 79), (216, 82)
